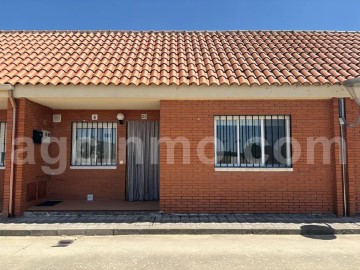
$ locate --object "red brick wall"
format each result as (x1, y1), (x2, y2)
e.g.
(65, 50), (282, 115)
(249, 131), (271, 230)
(48, 110), (160, 201)
(160, 100), (341, 214)
(13, 98), (53, 215)
(344, 98), (360, 216)
(5, 97), (360, 216)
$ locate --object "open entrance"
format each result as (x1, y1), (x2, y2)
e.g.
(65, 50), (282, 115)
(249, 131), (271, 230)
(24, 111), (161, 215)
(126, 121), (160, 201)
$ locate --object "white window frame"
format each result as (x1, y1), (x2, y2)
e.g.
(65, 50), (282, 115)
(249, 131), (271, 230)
(214, 115), (292, 169)
(71, 122), (117, 167)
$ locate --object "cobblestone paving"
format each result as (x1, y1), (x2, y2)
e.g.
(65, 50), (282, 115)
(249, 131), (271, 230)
(1, 213), (360, 236)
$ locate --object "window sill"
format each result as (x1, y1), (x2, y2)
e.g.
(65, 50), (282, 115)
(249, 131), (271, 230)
(215, 167), (293, 172)
(70, 166), (117, 170)
(0, 166), (4, 170)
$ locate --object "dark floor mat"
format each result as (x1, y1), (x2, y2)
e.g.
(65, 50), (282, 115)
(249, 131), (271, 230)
(36, 200), (63, 207)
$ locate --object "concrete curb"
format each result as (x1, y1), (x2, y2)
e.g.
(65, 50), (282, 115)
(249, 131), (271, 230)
(1, 228), (360, 236)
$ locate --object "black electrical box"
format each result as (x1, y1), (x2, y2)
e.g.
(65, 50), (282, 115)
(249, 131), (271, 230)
(33, 130), (43, 144)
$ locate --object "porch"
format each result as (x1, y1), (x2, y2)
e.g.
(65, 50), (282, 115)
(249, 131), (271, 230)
(8, 96), (161, 216)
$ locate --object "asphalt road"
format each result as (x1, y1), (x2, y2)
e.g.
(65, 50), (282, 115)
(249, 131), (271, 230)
(1, 235), (360, 269)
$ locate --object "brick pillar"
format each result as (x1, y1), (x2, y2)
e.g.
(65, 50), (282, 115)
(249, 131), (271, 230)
(1, 98), (16, 217)
(13, 98), (28, 216)
(9, 98), (53, 217)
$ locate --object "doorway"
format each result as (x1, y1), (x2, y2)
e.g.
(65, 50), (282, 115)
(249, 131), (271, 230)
(126, 121), (160, 201)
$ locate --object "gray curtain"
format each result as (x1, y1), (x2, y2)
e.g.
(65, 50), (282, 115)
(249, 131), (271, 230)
(127, 121), (160, 201)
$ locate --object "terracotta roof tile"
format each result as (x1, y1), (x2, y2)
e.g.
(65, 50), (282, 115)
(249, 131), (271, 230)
(0, 31), (359, 86)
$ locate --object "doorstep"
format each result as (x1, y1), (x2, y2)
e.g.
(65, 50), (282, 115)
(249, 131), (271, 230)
(24, 210), (160, 217)
(1, 213), (360, 236)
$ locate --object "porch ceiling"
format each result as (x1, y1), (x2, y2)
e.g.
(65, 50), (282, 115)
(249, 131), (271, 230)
(0, 83), (352, 110)
(0, 91), (8, 109)
(0, 99), (7, 109)
(27, 98), (160, 110)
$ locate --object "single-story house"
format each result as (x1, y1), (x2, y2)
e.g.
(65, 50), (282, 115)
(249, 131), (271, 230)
(0, 30), (359, 217)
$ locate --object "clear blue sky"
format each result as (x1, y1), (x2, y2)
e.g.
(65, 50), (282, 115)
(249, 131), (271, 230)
(0, 0), (359, 31)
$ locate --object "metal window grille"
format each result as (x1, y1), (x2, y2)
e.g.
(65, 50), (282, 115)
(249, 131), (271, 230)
(71, 122), (117, 166)
(0, 122), (6, 166)
(214, 115), (291, 168)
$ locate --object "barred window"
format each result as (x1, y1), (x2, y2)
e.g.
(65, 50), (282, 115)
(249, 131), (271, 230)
(214, 116), (291, 168)
(71, 122), (117, 166)
(0, 122), (6, 166)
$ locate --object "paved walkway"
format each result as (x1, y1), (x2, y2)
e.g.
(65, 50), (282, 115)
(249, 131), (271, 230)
(1, 213), (360, 236)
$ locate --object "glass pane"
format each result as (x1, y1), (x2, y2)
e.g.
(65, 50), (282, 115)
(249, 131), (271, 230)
(216, 118), (238, 166)
(214, 116), (291, 168)
(264, 118), (288, 167)
(239, 117), (261, 166)
(72, 123), (117, 166)
(76, 127), (96, 165)
(97, 127), (117, 165)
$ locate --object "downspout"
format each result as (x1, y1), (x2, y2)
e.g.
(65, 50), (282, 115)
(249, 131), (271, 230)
(0, 84), (15, 217)
(338, 98), (348, 216)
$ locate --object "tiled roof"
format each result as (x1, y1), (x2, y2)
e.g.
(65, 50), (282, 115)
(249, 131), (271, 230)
(0, 31), (359, 86)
